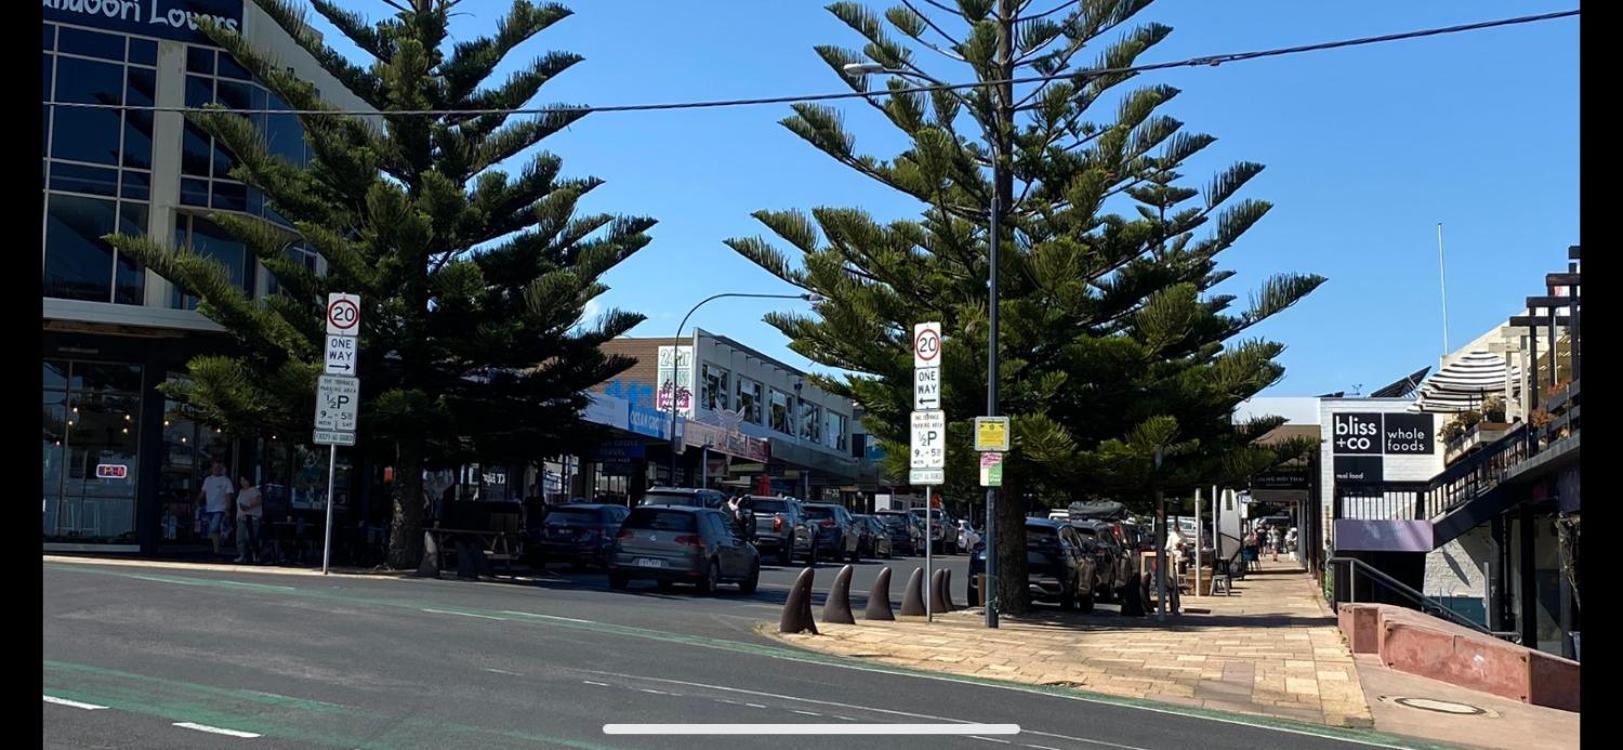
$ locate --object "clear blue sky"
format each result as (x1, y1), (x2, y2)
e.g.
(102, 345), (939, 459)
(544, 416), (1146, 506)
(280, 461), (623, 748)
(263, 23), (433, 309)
(308, 1), (1578, 397)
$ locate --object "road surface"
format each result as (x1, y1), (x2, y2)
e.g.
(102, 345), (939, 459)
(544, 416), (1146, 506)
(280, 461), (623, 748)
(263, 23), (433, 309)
(43, 556), (1425, 749)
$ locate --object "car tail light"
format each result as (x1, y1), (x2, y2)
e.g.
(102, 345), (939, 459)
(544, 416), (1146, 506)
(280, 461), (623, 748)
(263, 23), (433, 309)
(773, 514), (784, 531)
(674, 534), (703, 546)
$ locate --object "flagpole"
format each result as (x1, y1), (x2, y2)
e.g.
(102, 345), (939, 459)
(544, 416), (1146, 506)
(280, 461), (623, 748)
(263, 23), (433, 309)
(1437, 222), (1450, 354)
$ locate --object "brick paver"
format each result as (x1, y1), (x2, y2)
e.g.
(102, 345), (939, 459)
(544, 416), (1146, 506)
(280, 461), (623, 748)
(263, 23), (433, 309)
(770, 558), (1374, 728)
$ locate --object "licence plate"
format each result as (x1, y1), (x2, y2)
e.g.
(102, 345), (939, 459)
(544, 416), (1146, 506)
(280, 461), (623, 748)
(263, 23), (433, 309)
(633, 557), (665, 568)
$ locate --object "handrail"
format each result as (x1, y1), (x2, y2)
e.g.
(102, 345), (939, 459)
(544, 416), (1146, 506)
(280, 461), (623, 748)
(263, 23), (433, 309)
(1327, 556), (1515, 642)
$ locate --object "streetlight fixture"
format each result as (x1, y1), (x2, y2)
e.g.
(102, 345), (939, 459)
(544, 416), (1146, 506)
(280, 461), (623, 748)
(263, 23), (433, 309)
(843, 62), (1003, 629)
(666, 292), (823, 486)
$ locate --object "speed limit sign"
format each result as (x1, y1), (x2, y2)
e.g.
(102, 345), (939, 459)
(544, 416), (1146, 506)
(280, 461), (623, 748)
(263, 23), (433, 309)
(913, 322), (941, 369)
(326, 293), (361, 337)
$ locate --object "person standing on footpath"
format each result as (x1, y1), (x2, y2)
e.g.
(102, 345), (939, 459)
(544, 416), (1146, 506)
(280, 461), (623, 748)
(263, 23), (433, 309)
(198, 462), (235, 556)
(234, 476), (263, 563)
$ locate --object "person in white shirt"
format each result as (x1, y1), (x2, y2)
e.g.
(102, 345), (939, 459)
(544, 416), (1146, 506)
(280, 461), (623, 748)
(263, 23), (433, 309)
(234, 476), (263, 564)
(197, 462), (235, 555)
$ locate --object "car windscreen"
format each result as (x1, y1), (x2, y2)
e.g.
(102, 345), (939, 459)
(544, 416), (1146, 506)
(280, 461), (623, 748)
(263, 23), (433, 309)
(1026, 526), (1062, 547)
(878, 514), (909, 528)
(802, 506), (837, 520)
(545, 508), (604, 526)
(624, 509), (698, 532)
(752, 499), (790, 514)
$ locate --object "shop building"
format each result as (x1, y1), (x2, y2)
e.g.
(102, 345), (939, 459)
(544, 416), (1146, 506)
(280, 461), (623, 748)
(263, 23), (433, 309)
(41, 1), (372, 553)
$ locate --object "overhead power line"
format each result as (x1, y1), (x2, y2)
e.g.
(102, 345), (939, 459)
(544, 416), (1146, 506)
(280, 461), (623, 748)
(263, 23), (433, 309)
(46, 9), (1576, 118)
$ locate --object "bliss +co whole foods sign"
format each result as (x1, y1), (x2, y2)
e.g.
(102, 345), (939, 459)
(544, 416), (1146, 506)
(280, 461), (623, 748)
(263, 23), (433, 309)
(1331, 412), (1435, 484)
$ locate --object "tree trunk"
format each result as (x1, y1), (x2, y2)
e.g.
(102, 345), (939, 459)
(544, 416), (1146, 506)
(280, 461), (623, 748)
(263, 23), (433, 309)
(387, 439), (425, 569)
(994, 469), (1030, 614)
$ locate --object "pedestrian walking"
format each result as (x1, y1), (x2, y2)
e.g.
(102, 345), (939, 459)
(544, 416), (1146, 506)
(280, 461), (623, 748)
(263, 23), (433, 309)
(1285, 526), (1299, 557)
(1267, 526), (1281, 562)
(234, 476), (263, 563)
(198, 462), (235, 556)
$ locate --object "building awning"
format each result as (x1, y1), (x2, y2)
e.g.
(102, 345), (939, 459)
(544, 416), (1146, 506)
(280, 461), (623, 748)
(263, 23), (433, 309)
(1413, 350), (1520, 413)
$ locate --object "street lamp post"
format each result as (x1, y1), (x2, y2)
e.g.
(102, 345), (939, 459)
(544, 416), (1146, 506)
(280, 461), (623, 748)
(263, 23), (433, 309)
(666, 292), (820, 486)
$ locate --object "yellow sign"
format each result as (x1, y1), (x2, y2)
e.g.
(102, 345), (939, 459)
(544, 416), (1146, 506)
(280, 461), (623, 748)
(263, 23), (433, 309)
(974, 417), (1010, 452)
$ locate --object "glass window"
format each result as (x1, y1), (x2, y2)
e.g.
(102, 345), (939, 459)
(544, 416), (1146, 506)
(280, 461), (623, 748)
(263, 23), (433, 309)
(769, 389), (792, 434)
(57, 28), (124, 62)
(50, 57), (124, 165)
(180, 178), (209, 207)
(115, 203), (148, 305)
(44, 361), (69, 390)
(172, 215), (250, 308)
(123, 67), (155, 170)
(218, 53), (252, 80)
(186, 47), (215, 75)
(828, 412), (849, 451)
(50, 163), (119, 197)
(74, 363), (143, 393)
(120, 170), (150, 201)
(44, 361), (145, 545)
(127, 39), (157, 67)
(737, 379), (763, 424)
(212, 182), (248, 212)
(801, 401), (822, 443)
(702, 364), (730, 411)
(43, 23), (55, 51)
(44, 194), (117, 302)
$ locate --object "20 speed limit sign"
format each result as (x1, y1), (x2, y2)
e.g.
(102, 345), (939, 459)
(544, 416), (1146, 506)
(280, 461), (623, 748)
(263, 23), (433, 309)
(327, 293), (361, 337)
(913, 322), (941, 369)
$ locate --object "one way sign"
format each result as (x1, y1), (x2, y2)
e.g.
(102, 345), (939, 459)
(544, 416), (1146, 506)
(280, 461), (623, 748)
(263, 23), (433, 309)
(324, 335), (357, 376)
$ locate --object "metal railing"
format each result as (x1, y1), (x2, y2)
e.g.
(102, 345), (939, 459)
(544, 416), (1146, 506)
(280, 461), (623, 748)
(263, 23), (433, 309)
(1327, 556), (1520, 643)
(1420, 423), (1528, 518)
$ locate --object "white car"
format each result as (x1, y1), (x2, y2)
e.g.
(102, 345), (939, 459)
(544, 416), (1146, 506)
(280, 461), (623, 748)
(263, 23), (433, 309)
(956, 520), (981, 551)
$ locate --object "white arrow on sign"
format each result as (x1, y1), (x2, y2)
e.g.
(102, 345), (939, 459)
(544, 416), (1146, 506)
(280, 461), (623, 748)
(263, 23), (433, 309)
(323, 335), (357, 376)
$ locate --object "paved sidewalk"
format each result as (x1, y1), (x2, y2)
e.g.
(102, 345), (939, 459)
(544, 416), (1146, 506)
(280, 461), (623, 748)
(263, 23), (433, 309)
(772, 559), (1376, 728)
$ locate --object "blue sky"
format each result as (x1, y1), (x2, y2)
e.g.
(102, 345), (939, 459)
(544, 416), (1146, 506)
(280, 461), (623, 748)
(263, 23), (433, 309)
(308, 1), (1578, 397)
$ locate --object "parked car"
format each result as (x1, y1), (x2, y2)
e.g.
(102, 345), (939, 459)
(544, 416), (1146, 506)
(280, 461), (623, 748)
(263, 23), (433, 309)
(609, 506), (759, 594)
(747, 496), (814, 566)
(853, 515), (893, 559)
(1069, 519), (1129, 602)
(909, 507), (957, 554)
(956, 520), (981, 551)
(534, 503), (630, 569)
(802, 503), (862, 562)
(968, 518), (1096, 611)
(875, 510), (922, 555)
(638, 487), (728, 509)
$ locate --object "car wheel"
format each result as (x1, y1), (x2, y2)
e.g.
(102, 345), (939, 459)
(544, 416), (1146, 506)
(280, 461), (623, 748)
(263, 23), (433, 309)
(778, 544), (793, 567)
(1078, 591), (1096, 614)
(738, 562), (760, 594)
(696, 560), (719, 595)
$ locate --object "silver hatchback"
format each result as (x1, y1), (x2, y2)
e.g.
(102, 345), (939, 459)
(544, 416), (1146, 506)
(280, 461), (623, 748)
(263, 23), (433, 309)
(609, 506), (760, 594)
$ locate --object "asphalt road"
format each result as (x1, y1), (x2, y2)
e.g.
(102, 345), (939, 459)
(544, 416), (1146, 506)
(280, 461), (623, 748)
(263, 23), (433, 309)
(43, 553), (1433, 750)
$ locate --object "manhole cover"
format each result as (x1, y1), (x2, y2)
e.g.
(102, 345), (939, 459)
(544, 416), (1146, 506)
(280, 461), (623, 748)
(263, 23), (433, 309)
(1384, 696), (1488, 715)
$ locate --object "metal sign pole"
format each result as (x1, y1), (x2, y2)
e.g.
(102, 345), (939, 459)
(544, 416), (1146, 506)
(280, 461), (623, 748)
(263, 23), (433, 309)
(321, 444), (337, 575)
(925, 486), (933, 622)
(1194, 488), (1203, 596)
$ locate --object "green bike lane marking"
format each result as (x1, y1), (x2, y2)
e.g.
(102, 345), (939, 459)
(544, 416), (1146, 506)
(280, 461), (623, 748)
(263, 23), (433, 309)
(48, 563), (1460, 750)
(44, 661), (621, 750)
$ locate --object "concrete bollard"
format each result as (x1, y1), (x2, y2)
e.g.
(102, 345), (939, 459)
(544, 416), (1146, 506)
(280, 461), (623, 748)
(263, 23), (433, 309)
(943, 569), (957, 611)
(900, 567), (927, 616)
(779, 567), (820, 634)
(930, 568), (950, 613)
(822, 565), (857, 624)
(864, 567), (895, 620)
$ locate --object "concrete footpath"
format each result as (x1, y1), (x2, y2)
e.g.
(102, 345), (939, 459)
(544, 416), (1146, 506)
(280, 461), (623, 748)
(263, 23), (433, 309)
(775, 560), (1375, 728)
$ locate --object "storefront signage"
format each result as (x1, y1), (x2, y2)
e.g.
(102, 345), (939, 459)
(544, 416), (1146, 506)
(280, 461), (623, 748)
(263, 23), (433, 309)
(1251, 467), (1311, 490)
(1331, 413), (1382, 454)
(592, 440), (646, 462)
(45, 1), (246, 45)
(683, 421), (769, 462)
(95, 463), (128, 479)
(1333, 456), (1383, 484)
(1380, 413), (1434, 455)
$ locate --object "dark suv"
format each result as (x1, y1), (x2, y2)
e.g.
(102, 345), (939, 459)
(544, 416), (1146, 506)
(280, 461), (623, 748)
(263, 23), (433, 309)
(968, 518), (1096, 611)
(875, 510), (922, 555)
(802, 503), (861, 563)
(535, 503), (630, 569)
(748, 496), (814, 565)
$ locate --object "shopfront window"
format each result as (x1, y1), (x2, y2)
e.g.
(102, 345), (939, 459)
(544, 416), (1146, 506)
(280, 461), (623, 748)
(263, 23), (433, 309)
(770, 389), (793, 434)
(43, 360), (143, 545)
(702, 364), (730, 411)
(172, 215), (252, 309)
(801, 400), (822, 443)
(827, 411), (849, 452)
(737, 378), (763, 424)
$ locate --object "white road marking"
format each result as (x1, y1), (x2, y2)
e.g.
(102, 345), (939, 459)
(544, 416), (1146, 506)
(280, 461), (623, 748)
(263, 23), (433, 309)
(603, 724), (1020, 735)
(483, 668), (520, 676)
(1025, 745), (1065, 750)
(43, 695), (106, 710)
(639, 689), (669, 695)
(174, 722), (261, 738)
(574, 669), (1155, 750)
(501, 611), (593, 624)
(835, 715), (857, 721)
(970, 736), (1012, 744)
(582, 681), (610, 687)
(419, 608), (508, 621)
(793, 710), (822, 716)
